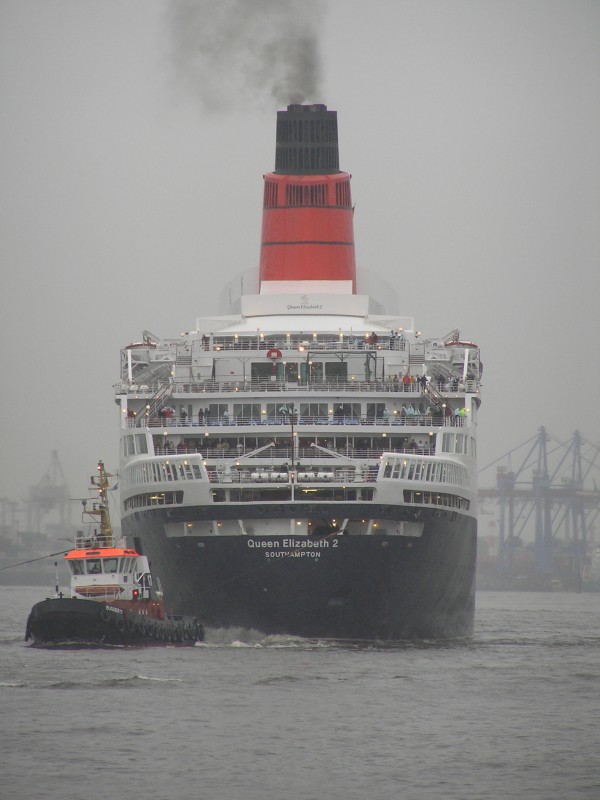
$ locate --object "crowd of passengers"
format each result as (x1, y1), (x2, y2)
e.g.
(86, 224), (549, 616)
(155, 435), (435, 457)
(127, 371), (479, 401)
(149, 403), (465, 427)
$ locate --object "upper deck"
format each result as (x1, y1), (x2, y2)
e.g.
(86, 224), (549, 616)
(116, 328), (481, 399)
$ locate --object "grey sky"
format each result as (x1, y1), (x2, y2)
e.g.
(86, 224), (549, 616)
(1, 0), (599, 511)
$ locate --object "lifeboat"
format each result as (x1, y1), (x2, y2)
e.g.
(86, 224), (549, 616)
(444, 340), (478, 348)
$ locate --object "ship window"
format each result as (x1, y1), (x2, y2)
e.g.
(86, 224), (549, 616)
(403, 489), (470, 511)
(103, 557), (118, 573)
(135, 434), (148, 454)
(86, 559), (102, 575)
(162, 462), (176, 481)
(233, 403), (261, 422)
(298, 403), (328, 422)
(250, 362), (275, 382)
(366, 403), (386, 420)
(126, 436), (135, 456)
(307, 361), (323, 382)
(69, 560), (85, 575)
(266, 403), (279, 420)
(325, 362), (348, 381)
(208, 404), (229, 421)
(281, 362), (296, 381)
(179, 463), (192, 480)
(334, 403), (360, 421)
(265, 403), (298, 422)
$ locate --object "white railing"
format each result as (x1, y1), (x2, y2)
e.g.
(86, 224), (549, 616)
(138, 415), (468, 431)
(207, 337), (407, 353)
(206, 468), (378, 485)
(154, 446), (436, 460)
(135, 415), (467, 430)
(126, 378), (480, 396)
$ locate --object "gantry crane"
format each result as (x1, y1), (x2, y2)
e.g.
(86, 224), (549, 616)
(478, 428), (600, 585)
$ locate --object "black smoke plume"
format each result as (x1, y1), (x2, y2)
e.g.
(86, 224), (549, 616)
(167, 0), (325, 112)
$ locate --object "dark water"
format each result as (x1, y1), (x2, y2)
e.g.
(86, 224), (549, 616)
(1, 587), (599, 800)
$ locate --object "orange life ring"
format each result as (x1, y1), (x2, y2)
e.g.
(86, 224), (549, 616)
(267, 348), (282, 360)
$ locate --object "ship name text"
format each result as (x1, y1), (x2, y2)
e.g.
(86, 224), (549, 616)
(286, 303), (323, 311)
(247, 538), (335, 549)
(247, 537), (338, 558)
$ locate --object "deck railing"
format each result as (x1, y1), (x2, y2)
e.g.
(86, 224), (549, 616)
(205, 468), (378, 485)
(203, 337), (407, 353)
(154, 446), (436, 460)
(135, 415), (466, 430)
(125, 378), (479, 396)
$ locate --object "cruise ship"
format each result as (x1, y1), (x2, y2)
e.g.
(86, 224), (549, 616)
(115, 104), (481, 640)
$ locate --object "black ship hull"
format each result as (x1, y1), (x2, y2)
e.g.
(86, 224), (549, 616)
(124, 506), (477, 641)
(25, 598), (204, 647)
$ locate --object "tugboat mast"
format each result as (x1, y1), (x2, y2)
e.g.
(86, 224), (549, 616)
(82, 460), (114, 548)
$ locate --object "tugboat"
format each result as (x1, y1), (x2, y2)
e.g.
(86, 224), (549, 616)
(25, 461), (204, 646)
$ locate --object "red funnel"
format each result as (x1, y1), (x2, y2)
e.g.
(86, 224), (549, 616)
(259, 105), (356, 294)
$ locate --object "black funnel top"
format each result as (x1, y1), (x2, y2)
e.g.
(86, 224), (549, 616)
(274, 104), (340, 175)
